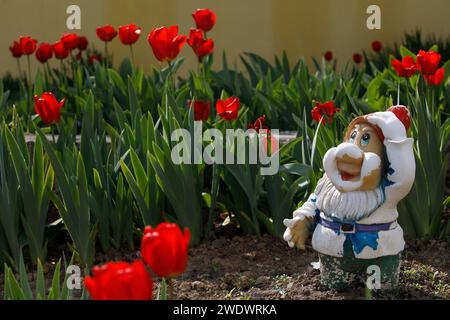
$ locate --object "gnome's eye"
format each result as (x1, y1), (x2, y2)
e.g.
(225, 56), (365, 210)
(349, 131), (357, 143)
(361, 133), (371, 146)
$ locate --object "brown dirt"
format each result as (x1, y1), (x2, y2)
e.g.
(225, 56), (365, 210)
(162, 229), (449, 300)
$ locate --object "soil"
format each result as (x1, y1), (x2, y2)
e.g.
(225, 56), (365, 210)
(164, 227), (449, 300)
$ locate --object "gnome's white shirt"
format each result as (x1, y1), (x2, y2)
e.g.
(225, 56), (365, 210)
(291, 111), (415, 259)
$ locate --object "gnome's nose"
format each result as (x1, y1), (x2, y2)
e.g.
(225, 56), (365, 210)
(335, 143), (364, 176)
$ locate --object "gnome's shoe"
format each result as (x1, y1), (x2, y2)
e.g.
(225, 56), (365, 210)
(318, 239), (401, 291)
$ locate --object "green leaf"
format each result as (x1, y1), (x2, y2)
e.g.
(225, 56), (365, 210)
(400, 46), (416, 59)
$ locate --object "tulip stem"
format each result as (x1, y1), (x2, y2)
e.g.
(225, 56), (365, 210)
(46, 62), (53, 86)
(51, 125), (56, 144)
(104, 42), (109, 67)
(26, 55), (33, 119)
(16, 59), (23, 81)
(159, 278), (168, 300)
(129, 45), (135, 65)
(167, 60), (174, 89)
(397, 80), (400, 105)
(27, 55), (32, 89)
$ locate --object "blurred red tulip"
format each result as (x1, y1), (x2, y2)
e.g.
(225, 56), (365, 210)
(77, 36), (88, 51)
(96, 25), (118, 42)
(53, 41), (69, 60)
(391, 56), (417, 78)
(187, 28), (214, 62)
(19, 36), (37, 55)
(188, 100), (210, 121)
(61, 33), (79, 51)
(35, 43), (53, 64)
(371, 40), (382, 52)
(416, 50), (441, 75)
(424, 67), (445, 86)
(9, 41), (23, 58)
(118, 24), (141, 45)
(352, 53), (362, 64)
(148, 26), (187, 62)
(141, 223), (190, 278)
(34, 92), (65, 125)
(248, 115), (269, 133)
(216, 97), (240, 121)
(192, 8), (217, 32)
(324, 51), (333, 61)
(89, 54), (102, 64)
(311, 101), (340, 125)
(85, 260), (153, 300)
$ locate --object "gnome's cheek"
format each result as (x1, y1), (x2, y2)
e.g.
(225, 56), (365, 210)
(359, 152), (383, 191)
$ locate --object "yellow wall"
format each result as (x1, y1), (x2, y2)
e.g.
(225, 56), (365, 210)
(1, 0), (450, 76)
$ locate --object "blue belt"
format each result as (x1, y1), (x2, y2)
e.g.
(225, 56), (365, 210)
(315, 214), (393, 254)
(318, 217), (392, 234)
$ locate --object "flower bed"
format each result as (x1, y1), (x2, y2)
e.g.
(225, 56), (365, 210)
(1, 8), (449, 300)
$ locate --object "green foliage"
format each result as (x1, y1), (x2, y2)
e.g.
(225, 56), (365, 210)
(37, 127), (95, 268)
(2, 252), (78, 300)
(4, 125), (54, 264)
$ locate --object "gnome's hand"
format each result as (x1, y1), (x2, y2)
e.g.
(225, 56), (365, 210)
(366, 108), (407, 141)
(283, 216), (314, 250)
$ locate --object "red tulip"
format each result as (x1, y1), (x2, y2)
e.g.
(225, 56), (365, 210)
(35, 43), (53, 64)
(34, 92), (65, 125)
(248, 115), (269, 133)
(148, 26), (187, 62)
(192, 8), (217, 32)
(61, 33), (79, 51)
(324, 51), (333, 61)
(96, 25), (118, 42)
(424, 67), (445, 86)
(352, 53), (362, 64)
(77, 36), (88, 51)
(187, 28), (214, 62)
(19, 36), (37, 55)
(311, 101), (340, 125)
(216, 97), (240, 121)
(118, 24), (141, 45)
(9, 41), (23, 58)
(416, 50), (441, 75)
(53, 41), (69, 60)
(89, 54), (102, 64)
(371, 40), (382, 52)
(85, 260), (153, 300)
(141, 223), (190, 278)
(188, 100), (210, 121)
(391, 56), (417, 78)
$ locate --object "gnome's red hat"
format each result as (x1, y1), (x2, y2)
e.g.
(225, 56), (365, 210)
(345, 105), (411, 141)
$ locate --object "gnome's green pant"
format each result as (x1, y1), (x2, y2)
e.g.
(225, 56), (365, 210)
(318, 238), (401, 290)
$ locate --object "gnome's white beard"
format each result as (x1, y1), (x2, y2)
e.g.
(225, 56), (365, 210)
(315, 175), (383, 221)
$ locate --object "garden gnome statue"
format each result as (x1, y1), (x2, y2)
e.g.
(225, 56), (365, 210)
(284, 106), (415, 290)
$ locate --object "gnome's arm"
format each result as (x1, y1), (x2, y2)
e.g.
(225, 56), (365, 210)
(367, 110), (416, 209)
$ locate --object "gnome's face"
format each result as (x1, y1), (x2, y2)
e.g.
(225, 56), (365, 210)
(323, 122), (385, 192)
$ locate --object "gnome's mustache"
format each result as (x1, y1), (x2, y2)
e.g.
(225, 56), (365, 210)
(323, 142), (381, 192)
